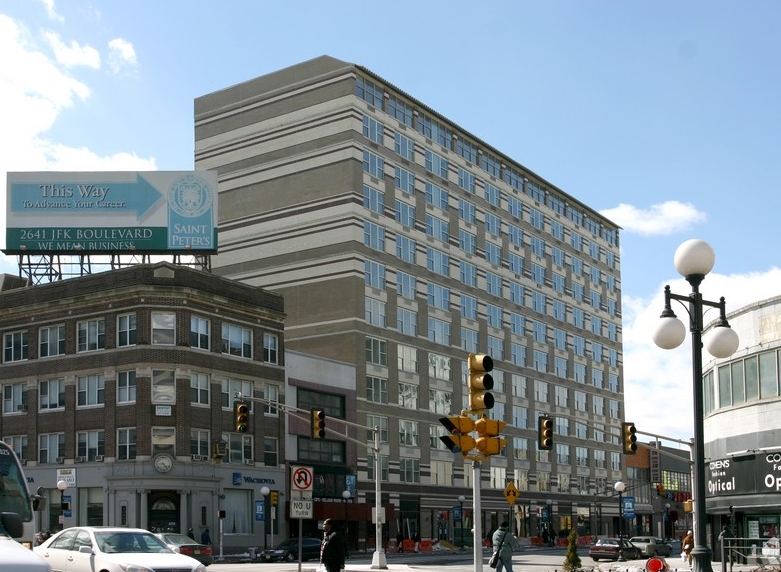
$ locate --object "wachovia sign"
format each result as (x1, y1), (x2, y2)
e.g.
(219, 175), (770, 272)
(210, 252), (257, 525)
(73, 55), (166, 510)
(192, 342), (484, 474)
(706, 452), (781, 497)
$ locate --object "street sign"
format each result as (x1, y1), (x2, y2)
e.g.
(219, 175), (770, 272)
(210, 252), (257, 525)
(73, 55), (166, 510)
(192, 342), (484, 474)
(623, 496), (636, 518)
(255, 500), (265, 521)
(290, 498), (313, 519)
(291, 465), (314, 496)
(504, 482), (519, 505)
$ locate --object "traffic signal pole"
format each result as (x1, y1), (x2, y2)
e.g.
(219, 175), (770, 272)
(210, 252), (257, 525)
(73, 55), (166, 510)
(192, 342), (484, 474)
(473, 461), (484, 572)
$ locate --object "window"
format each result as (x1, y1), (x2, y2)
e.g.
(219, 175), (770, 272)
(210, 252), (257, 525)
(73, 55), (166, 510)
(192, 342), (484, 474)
(365, 297), (387, 327)
(151, 312), (175, 345)
(190, 372), (210, 405)
(457, 139), (478, 165)
(364, 220), (385, 251)
(508, 252), (523, 275)
(399, 383), (418, 409)
(458, 167), (475, 192)
(76, 318), (105, 352)
(553, 300), (566, 321)
(428, 353), (452, 380)
(534, 349), (548, 372)
(461, 294), (478, 321)
(396, 235), (416, 263)
(529, 208), (544, 230)
(117, 370), (136, 404)
(190, 316), (209, 350)
(554, 356), (568, 378)
(365, 337), (387, 366)
(429, 388), (452, 415)
(485, 241), (501, 265)
(424, 149), (448, 178)
(460, 260), (477, 287)
(388, 95), (413, 126)
(222, 323), (252, 358)
(533, 321), (547, 343)
(3, 436), (27, 462)
(485, 212), (500, 235)
(509, 282), (524, 305)
(487, 304), (503, 328)
(531, 291), (546, 313)
(399, 420), (420, 447)
(191, 429), (211, 458)
(395, 166), (415, 194)
(427, 282), (450, 311)
(418, 114), (452, 147)
(507, 195), (523, 219)
(39, 379), (65, 410)
(531, 263), (545, 285)
(39, 433), (64, 463)
(263, 332), (279, 363)
(428, 317), (451, 345)
(225, 432), (253, 464)
(487, 336), (503, 360)
(76, 430), (105, 461)
(365, 259), (386, 289)
(425, 182), (449, 210)
(263, 437), (279, 466)
(368, 454), (389, 481)
(550, 219), (564, 241)
(152, 370), (175, 403)
(3, 331), (28, 362)
(40, 325), (66, 357)
(2, 382), (26, 414)
(508, 224), (523, 247)
(557, 443), (570, 465)
(397, 308), (417, 336)
(458, 199), (476, 223)
(486, 272), (502, 296)
(510, 313), (525, 335)
(461, 327), (478, 353)
(395, 200), (415, 227)
(363, 115), (384, 144)
(459, 229), (476, 254)
(555, 386), (568, 407)
(426, 247), (449, 276)
(77, 374), (105, 406)
(262, 384), (279, 416)
(397, 344), (418, 373)
(355, 77), (384, 108)
(363, 184), (384, 214)
(400, 458), (421, 483)
(363, 150), (384, 178)
(397, 271), (417, 300)
(366, 376), (388, 404)
(425, 214), (449, 242)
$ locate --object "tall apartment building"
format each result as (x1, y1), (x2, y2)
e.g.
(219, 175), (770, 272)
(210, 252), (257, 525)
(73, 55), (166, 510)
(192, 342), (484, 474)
(195, 55), (625, 541)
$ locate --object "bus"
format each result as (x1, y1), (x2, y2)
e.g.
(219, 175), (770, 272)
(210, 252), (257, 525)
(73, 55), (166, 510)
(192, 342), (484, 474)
(1, 439), (50, 571)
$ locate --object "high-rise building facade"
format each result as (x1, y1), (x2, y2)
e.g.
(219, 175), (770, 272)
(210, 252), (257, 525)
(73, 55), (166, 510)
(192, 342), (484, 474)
(196, 55), (625, 540)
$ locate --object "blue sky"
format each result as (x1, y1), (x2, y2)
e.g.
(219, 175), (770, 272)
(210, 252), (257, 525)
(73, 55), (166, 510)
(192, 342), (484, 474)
(2, 0), (781, 445)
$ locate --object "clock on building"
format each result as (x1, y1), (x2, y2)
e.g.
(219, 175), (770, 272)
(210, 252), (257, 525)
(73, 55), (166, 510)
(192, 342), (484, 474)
(153, 454), (173, 473)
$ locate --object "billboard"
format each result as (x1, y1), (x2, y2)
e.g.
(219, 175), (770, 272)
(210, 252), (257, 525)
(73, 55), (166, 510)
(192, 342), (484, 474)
(5, 171), (218, 254)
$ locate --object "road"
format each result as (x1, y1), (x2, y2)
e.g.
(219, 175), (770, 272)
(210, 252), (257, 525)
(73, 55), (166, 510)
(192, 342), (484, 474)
(202, 547), (659, 572)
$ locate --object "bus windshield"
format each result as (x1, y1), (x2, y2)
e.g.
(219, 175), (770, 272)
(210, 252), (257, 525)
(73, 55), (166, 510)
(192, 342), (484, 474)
(0, 440), (33, 535)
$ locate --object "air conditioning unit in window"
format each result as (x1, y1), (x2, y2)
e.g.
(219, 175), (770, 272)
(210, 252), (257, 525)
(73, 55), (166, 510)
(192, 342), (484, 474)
(94, 455), (104, 462)
(192, 455), (207, 462)
(55, 457), (65, 464)
(16, 404), (27, 412)
(74, 456), (85, 463)
(243, 459), (254, 466)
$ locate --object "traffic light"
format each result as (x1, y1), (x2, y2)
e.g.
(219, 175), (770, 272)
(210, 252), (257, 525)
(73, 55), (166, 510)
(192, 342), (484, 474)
(474, 416), (507, 456)
(270, 491), (278, 506)
(622, 422), (638, 454)
(537, 415), (553, 450)
(439, 414), (476, 454)
(233, 400), (249, 433)
(311, 408), (326, 439)
(467, 353), (494, 412)
(656, 484), (664, 497)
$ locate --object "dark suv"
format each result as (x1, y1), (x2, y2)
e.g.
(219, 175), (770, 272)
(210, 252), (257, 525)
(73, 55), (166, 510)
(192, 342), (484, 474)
(261, 537), (321, 562)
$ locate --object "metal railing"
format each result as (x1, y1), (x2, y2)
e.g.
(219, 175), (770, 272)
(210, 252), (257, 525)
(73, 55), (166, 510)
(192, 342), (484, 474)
(721, 538), (781, 572)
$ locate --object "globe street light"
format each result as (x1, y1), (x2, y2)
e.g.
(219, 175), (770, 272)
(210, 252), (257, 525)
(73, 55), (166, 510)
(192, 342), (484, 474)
(342, 489), (351, 554)
(653, 239), (739, 572)
(57, 480), (68, 531)
(457, 495), (466, 551)
(260, 486), (270, 551)
(614, 481), (626, 561)
(665, 503), (671, 539)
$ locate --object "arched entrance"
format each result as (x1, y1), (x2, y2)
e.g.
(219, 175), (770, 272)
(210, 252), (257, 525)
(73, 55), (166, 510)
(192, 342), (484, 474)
(148, 491), (179, 533)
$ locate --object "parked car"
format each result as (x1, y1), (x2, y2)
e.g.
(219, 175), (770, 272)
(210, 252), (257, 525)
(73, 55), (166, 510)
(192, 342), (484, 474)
(630, 536), (673, 557)
(588, 537), (642, 561)
(261, 537), (322, 562)
(34, 527), (207, 572)
(156, 532), (214, 566)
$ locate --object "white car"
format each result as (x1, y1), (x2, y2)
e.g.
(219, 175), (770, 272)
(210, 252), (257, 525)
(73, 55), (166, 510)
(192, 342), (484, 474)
(34, 527), (207, 572)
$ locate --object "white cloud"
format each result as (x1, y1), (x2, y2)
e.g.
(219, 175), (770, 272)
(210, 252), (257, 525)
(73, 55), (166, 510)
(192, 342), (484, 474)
(0, 15), (155, 250)
(38, 0), (63, 21)
(107, 38), (138, 74)
(600, 201), (707, 236)
(43, 31), (100, 68)
(622, 267), (781, 445)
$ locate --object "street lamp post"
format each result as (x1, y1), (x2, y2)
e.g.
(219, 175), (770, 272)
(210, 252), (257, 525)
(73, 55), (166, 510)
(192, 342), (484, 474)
(652, 239), (739, 572)
(260, 486), (270, 551)
(57, 480), (68, 531)
(665, 503), (671, 539)
(614, 481), (626, 562)
(342, 490), (351, 554)
(458, 495), (466, 551)
(546, 499), (553, 546)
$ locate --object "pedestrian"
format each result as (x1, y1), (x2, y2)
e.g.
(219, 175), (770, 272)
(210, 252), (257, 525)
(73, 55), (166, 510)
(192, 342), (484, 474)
(397, 531), (404, 553)
(320, 518), (346, 572)
(683, 529), (694, 565)
(201, 527), (211, 546)
(413, 531), (421, 553)
(550, 529), (557, 547)
(187, 527), (195, 540)
(492, 520), (521, 572)
(542, 528), (549, 546)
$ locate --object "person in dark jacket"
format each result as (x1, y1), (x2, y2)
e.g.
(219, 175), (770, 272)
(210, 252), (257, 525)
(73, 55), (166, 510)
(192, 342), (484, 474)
(187, 527), (195, 540)
(201, 527), (211, 545)
(320, 518), (346, 572)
